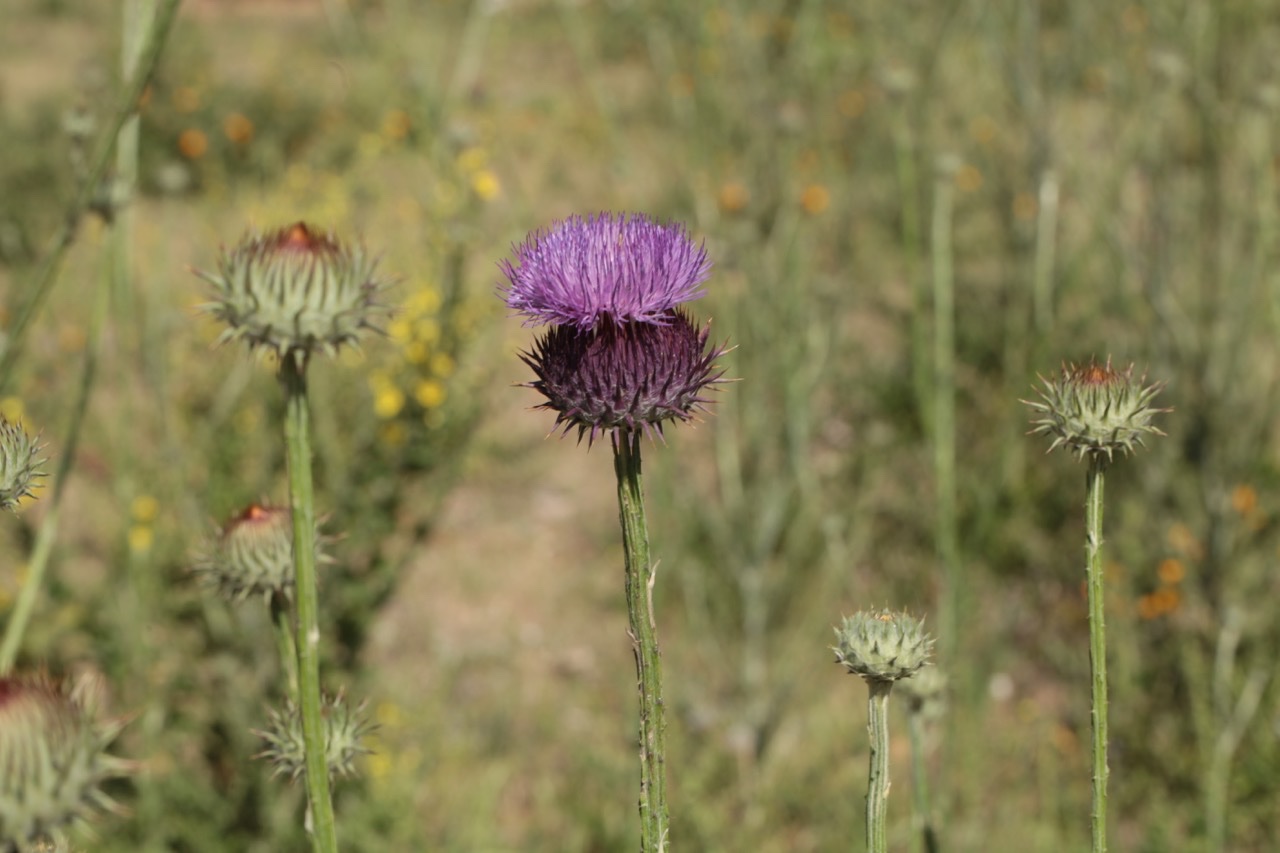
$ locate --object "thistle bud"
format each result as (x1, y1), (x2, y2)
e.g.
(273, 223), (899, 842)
(254, 690), (374, 784)
(194, 504), (327, 604)
(897, 663), (948, 721)
(1024, 357), (1168, 462)
(196, 222), (391, 367)
(0, 417), (44, 511)
(833, 609), (934, 684)
(0, 672), (132, 851)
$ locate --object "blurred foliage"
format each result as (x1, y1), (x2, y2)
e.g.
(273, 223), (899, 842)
(1, 0), (1280, 850)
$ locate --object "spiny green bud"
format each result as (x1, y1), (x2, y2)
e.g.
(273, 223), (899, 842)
(1024, 357), (1168, 462)
(833, 609), (933, 683)
(254, 690), (375, 784)
(196, 222), (391, 367)
(194, 504), (328, 604)
(0, 417), (44, 511)
(0, 671), (132, 851)
(897, 663), (948, 720)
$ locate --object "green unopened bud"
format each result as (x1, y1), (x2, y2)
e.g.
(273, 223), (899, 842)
(897, 663), (948, 720)
(196, 222), (391, 367)
(0, 417), (44, 511)
(1024, 357), (1168, 462)
(0, 672), (132, 851)
(254, 690), (374, 784)
(833, 609), (933, 683)
(194, 504), (327, 603)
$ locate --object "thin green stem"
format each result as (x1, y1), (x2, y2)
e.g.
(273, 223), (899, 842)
(865, 679), (893, 853)
(907, 707), (939, 853)
(271, 591), (301, 705)
(612, 429), (668, 852)
(0, 0), (182, 395)
(280, 357), (338, 853)
(0, 265), (111, 674)
(1084, 455), (1109, 853)
(931, 162), (960, 662)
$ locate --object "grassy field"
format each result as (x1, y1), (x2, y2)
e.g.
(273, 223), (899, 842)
(2, 1), (1279, 850)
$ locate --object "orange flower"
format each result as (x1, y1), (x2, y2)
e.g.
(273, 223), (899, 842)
(800, 184), (830, 215)
(178, 128), (208, 160)
(717, 181), (749, 214)
(1230, 484), (1257, 516)
(223, 113), (254, 145)
(1156, 558), (1185, 585)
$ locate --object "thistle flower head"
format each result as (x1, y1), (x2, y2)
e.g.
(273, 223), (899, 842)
(0, 417), (43, 511)
(194, 504), (327, 604)
(500, 212), (711, 330)
(196, 222), (391, 367)
(0, 671), (132, 851)
(254, 690), (374, 784)
(833, 609), (934, 684)
(521, 309), (728, 445)
(1024, 357), (1168, 462)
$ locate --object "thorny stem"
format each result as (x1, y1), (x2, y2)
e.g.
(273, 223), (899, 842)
(280, 357), (338, 853)
(1084, 454), (1109, 853)
(865, 679), (893, 853)
(613, 429), (669, 851)
(907, 704), (939, 853)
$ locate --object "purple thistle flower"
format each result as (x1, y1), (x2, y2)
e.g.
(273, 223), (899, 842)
(521, 309), (728, 445)
(500, 213), (711, 329)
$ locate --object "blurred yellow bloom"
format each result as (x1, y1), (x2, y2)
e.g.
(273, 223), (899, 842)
(406, 288), (441, 315)
(388, 318), (413, 344)
(471, 170), (501, 201)
(717, 181), (749, 214)
(0, 397), (24, 422)
(223, 112), (254, 145)
(364, 746), (393, 782)
(429, 353), (455, 378)
(178, 128), (208, 160)
(414, 379), (446, 409)
(456, 146), (488, 173)
(129, 525), (154, 554)
(955, 164), (983, 192)
(800, 184), (830, 215)
(132, 495), (160, 523)
(375, 701), (404, 728)
(374, 385), (405, 419)
(415, 318), (441, 345)
(382, 109), (411, 142)
(1230, 484), (1257, 516)
(1157, 558), (1185, 585)
(404, 342), (429, 364)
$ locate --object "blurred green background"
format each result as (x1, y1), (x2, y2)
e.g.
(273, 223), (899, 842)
(2, 0), (1279, 850)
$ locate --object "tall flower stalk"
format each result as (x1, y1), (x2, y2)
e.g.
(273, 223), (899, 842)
(833, 609), (934, 853)
(501, 213), (726, 851)
(1024, 358), (1167, 852)
(196, 223), (389, 853)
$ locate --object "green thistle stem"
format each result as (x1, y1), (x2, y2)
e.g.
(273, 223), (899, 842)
(280, 357), (338, 853)
(0, 0), (181, 394)
(0, 256), (110, 674)
(907, 706), (939, 853)
(931, 160), (960, 663)
(1084, 454), (1109, 853)
(612, 429), (668, 852)
(270, 591), (300, 705)
(865, 679), (893, 853)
